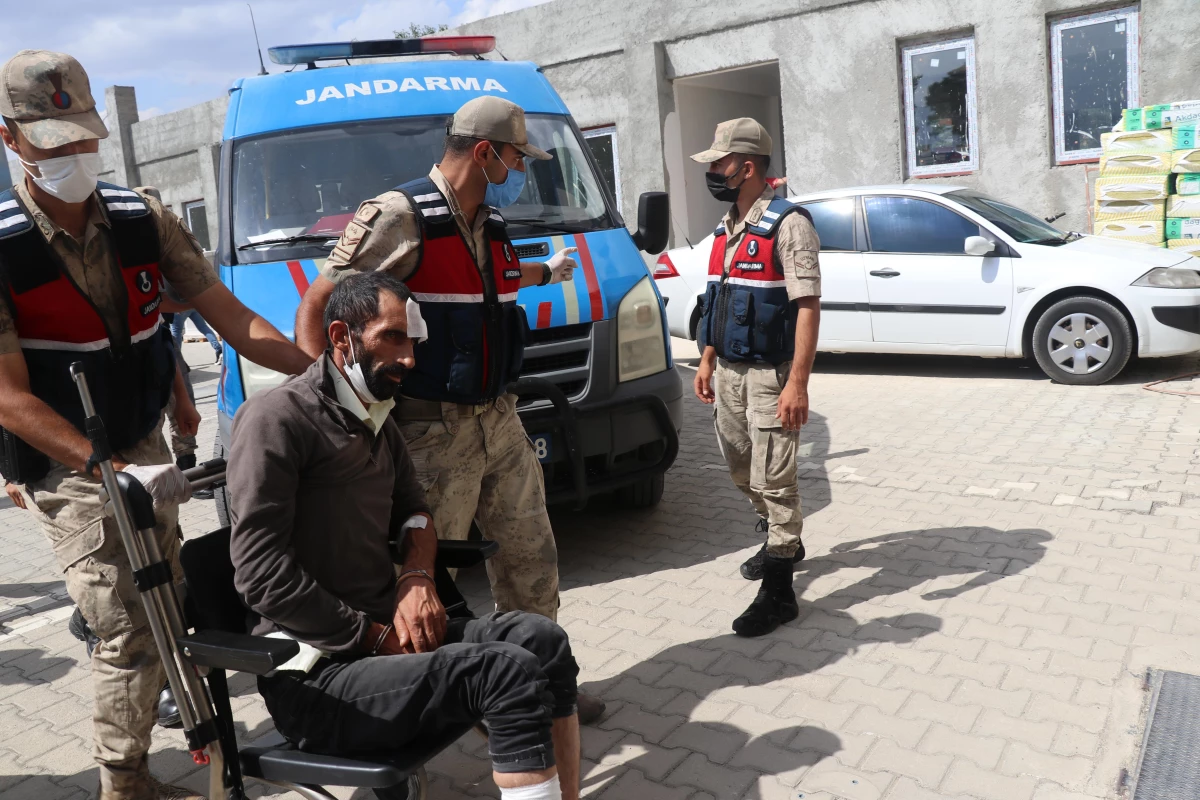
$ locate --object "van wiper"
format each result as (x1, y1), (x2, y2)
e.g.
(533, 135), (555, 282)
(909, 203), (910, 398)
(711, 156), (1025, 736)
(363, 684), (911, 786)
(1029, 236), (1068, 246)
(237, 233), (339, 250)
(505, 218), (593, 236)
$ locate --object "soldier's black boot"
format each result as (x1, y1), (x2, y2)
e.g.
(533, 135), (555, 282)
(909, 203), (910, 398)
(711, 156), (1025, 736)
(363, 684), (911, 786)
(740, 519), (805, 580)
(732, 553), (799, 637)
(157, 684), (182, 729)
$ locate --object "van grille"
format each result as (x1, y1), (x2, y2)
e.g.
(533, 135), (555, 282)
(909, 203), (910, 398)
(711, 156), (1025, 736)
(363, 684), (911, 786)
(516, 323), (592, 408)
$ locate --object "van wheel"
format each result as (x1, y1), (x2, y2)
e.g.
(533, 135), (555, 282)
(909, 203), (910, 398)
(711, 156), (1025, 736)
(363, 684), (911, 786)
(617, 473), (664, 509)
(213, 438), (231, 528)
(1031, 296), (1132, 385)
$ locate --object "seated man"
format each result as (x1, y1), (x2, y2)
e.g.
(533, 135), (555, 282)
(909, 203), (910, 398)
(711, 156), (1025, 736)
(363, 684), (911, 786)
(228, 272), (580, 800)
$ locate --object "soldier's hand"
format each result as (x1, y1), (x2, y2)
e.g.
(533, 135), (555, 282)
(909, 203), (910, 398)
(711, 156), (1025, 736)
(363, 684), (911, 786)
(776, 383), (809, 431)
(120, 464), (192, 508)
(175, 397), (201, 438)
(394, 577), (446, 653)
(694, 361), (716, 404)
(5, 481), (26, 510)
(548, 247), (578, 284)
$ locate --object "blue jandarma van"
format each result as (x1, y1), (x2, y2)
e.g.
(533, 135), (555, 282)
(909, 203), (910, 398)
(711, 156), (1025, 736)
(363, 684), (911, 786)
(212, 37), (682, 521)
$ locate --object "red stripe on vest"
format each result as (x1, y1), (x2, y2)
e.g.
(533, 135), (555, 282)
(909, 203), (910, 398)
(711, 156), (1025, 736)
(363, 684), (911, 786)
(405, 230), (522, 300)
(13, 259), (162, 345)
(708, 229), (786, 283)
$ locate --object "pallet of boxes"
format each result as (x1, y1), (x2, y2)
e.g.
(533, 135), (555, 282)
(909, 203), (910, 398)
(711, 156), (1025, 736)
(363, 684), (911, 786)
(1094, 101), (1200, 258)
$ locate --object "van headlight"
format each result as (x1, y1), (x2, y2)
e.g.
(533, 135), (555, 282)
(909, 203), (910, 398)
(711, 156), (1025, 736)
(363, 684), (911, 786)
(238, 354), (288, 398)
(1132, 267), (1200, 288)
(617, 276), (667, 382)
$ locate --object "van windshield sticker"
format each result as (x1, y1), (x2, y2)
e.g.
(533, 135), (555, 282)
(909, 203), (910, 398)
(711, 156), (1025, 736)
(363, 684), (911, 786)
(296, 77), (508, 105)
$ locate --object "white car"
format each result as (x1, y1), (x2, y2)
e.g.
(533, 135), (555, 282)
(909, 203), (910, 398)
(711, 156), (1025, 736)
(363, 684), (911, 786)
(655, 185), (1200, 385)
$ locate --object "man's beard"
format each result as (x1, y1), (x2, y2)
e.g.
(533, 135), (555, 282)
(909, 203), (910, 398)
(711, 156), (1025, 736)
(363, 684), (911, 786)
(357, 343), (409, 401)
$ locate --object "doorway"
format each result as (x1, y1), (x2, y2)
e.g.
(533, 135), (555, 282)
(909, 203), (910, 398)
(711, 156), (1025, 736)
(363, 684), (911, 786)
(665, 62), (785, 247)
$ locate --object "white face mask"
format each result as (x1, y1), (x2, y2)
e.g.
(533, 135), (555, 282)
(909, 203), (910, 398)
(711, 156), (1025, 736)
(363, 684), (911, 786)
(344, 339), (385, 405)
(20, 152), (103, 204)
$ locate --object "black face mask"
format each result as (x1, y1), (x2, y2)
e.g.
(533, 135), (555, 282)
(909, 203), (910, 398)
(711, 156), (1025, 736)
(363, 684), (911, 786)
(706, 163), (747, 202)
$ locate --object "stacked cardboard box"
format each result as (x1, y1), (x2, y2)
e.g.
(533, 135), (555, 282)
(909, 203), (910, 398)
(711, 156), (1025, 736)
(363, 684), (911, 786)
(1094, 101), (1200, 249)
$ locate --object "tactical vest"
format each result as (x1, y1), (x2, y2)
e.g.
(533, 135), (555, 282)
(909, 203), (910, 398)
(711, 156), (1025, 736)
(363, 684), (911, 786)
(394, 177), (526, 404)
(698, 199), (811, 365)
(0, 182), (175, 482)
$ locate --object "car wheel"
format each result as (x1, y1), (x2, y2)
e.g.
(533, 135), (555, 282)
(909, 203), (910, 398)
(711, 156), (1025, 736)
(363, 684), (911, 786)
(213, 437), (231, 528)
(689, 302), (703, 341)
(1031, 296), (1132, 385)
(616, 473), (665, 509)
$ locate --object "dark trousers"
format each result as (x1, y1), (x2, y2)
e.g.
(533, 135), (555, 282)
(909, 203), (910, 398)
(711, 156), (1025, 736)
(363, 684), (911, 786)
(258, 611), (578, 773)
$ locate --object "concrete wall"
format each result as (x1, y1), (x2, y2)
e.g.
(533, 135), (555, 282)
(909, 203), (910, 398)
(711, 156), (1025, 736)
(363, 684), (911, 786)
(458, 0), (1200, 240)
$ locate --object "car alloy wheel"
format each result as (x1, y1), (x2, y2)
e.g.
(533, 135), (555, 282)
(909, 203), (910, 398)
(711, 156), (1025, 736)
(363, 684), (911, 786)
(1046, 312), (1112, 375)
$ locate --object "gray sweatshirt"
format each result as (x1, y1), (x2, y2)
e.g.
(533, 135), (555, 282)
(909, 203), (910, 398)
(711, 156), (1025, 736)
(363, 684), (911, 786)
(228, 356), (430, 653)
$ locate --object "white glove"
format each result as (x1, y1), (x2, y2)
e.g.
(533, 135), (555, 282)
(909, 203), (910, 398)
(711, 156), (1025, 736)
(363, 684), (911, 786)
(121, 464), (191, 509)
(548, 247), (578, 284)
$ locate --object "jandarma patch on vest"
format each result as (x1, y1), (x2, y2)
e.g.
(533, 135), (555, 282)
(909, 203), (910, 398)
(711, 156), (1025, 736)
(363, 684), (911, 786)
(735, 261), (765, 272)
(503, 268), (521, 280)
(139, 295), (162, 316)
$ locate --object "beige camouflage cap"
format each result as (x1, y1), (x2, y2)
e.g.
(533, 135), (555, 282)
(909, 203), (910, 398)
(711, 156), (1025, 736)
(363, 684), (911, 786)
(0, 50), (108, 149)
(691, 117), (772, 163)
(449, 96), (551, 161)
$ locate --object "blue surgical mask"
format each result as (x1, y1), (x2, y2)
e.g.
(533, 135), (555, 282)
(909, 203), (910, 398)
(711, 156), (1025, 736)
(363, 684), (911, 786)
(482, 146), (526, 208)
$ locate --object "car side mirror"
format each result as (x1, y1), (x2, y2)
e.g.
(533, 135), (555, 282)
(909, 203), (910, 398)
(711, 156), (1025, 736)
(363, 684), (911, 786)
(632, 191), (669, 255)
(964, 235), (996, 256)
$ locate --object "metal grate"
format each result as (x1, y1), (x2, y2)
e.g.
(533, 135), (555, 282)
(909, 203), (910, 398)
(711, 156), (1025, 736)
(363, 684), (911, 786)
(514, 242), (550, 259)
(526, 322), (592, 346)
(521, 350), (589, 375)
(1133, 670), (1200, 799)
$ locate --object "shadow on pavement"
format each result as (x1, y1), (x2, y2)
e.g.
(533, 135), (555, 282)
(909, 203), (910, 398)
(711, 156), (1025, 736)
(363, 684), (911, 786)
(579, 525), (1049, 796)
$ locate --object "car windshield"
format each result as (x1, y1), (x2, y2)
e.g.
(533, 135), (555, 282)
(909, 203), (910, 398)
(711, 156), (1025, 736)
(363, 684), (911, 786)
(948, 189), (1069, 245)
(230, 113), (615, 263)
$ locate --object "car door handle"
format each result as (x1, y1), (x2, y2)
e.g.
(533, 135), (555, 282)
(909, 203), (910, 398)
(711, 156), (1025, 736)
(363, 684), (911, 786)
(869, 269), (901, 278)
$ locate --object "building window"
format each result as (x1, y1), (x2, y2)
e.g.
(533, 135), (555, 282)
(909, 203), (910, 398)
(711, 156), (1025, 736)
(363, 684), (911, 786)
(182, 200), (211, 251)
(1051, 6), (1139, 165)
(902, 36), (979, 177)
(582, 125), (621, 208)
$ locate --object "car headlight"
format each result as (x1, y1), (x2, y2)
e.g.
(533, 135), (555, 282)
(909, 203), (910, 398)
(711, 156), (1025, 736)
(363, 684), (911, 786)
(238, 354), (288, 398)
(617, 276), (667, 382)
(1132, 267), (1200, 288)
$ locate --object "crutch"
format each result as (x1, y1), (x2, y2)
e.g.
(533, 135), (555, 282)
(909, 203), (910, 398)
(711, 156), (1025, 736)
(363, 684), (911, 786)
(70, 362), (230, 799)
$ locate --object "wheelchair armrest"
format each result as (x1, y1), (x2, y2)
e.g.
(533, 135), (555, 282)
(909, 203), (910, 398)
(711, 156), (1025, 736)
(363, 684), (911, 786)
(435, 540), (499, 569)
(177, 630), (300, 676)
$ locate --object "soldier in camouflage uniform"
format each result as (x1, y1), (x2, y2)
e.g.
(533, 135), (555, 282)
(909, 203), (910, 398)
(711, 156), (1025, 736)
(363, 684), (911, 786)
(295, 96), (607, 723)
(0, 51), (312, 799)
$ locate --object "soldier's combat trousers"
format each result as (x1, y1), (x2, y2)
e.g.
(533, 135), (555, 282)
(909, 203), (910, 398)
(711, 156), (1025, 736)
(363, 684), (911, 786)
(398, 394), (560, 620)
(714, 359), (803, 558)
(18, 425), (183, 796)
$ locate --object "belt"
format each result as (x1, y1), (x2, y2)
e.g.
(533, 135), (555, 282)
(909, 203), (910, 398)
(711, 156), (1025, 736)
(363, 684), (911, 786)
(393, 397), (499, 421)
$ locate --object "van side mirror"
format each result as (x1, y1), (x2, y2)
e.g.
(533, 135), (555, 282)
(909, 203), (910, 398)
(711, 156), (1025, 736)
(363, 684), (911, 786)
(632, 192), (669, 255)
(964, 235), (995, 256)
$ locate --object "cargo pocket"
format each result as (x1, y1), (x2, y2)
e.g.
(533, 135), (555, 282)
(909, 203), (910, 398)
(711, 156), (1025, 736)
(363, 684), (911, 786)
(66, 549), (140, 640)
(752, 301), (784, 355)
(398, 420), (449, 493)
(727, 289), (754, 358)
(749, 422), (798, 493)
(447, 309), (484, 398)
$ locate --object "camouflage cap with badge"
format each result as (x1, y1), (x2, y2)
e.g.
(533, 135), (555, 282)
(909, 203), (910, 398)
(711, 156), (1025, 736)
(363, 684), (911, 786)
(449, 96), (552, 161)
(0, 50), (108, 149)
(690, 118), (773, 163)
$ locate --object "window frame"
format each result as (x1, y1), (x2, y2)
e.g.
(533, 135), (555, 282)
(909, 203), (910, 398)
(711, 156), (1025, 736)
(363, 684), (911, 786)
(797, 198), (860, 252)
(862, 194), (983, 256)
(181, 199), (210, 251)
(1050, 5), (1140, 166)
(581, 124), (621, 209)
(901, 35), (980, 178)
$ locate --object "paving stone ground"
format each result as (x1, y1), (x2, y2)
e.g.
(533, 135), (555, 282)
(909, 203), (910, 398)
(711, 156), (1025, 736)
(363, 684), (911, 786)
(4, 339), (1200, 799)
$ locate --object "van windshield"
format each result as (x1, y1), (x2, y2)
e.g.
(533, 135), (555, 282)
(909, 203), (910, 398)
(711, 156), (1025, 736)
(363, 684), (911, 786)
(230, 113), (615, 263)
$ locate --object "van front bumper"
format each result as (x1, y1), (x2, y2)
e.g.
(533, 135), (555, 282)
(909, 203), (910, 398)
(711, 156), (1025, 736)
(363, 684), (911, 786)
(515, 366), (683, 508)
